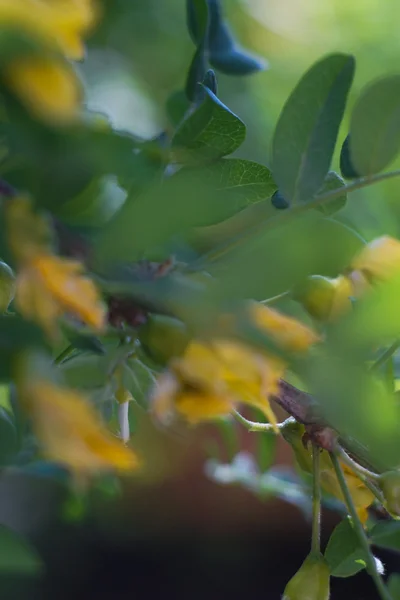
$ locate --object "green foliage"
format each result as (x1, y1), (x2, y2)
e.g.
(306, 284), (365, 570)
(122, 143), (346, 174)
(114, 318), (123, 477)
(0, 526), (42, 574)
(350, 76), (400, 175)
(371, 520), (400, 552)
(172, 85), (246, 162)
(272, 54), (355, 204)
(324, 517), (367, 577)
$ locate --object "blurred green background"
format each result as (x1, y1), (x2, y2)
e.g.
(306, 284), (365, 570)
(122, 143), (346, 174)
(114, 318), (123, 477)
(3, 1), (400, 598)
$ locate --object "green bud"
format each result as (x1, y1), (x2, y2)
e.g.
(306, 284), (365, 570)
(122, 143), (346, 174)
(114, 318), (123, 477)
(283, 553), (330, 600)
(139, 315), (190, 365)
(378, 470), (400, 517)
(292, 275), (352, 322)
(0, 261), (15, 312)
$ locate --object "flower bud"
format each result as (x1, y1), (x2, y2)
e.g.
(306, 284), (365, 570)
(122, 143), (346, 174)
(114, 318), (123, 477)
(139, 315), (190, 365)
(0, 261), (15, 312)
(378, 470), (400, 517)
(292, 275), (352, 321)
(283, 553), (330, 600)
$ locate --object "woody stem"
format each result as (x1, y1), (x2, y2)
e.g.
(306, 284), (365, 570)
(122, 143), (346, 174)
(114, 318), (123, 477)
(311, 444), (321, 556)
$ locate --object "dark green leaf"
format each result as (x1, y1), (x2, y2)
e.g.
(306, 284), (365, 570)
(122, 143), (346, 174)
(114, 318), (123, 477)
(0, 526), (43, 574)
(370, 520), (400, 552)
(186, 0), (209, 44)
(324, 517), (367, 578)
(340, 135), (360, 179)
(185, 42), (208, 103)
(316, 171), (347, 216)
(166, 90), (190, 127)
(350, 75), (400, 175)
(185, 0), (209, 102)
(172, 86), (246, 162)
(207, 0), (265, 75)
(0, 406), (18, 465)
(272, 54), (355, 204)
(0, 316), (46, 381)
(123, 359), (155, 409)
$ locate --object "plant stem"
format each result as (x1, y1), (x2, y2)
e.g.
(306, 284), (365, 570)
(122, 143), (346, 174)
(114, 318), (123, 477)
(311, 444), (321, 556)
(54, 344), (75, 365)
(261, 291), (290, 305)
(330, 453), (393, 600)
(336, 447), (380, 482)
(371, 340), (400, 372)
(232, 409), (289, 432)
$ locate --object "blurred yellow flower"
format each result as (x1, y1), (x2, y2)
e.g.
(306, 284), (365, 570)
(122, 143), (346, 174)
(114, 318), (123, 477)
(5, 57), (81, 123)
(248, 303), (320, 352)
(19, 378), (139, 474)
(152, 339), (285, 431)
(0, 0), (97, 121)
(351, 236), (400, 283)
(6, 197), (105, 337)
(16, 254), (105, 337)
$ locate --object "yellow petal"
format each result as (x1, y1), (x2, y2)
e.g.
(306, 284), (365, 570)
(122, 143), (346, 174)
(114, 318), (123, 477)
(21, 379), (139, 474)
(175, 390), (232, 424)
(5, 56), (81, 123)
(351, 236), (400, 282)
(249, 303), (320, 352)
(32, 254), (105, 330)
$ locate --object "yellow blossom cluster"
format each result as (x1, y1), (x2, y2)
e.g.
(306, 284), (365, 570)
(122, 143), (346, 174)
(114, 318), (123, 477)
(151, 303), (319, 430)
(17, 371), (138, 477)
(0, 0), (98, 122)
(6, 196), (105, 338)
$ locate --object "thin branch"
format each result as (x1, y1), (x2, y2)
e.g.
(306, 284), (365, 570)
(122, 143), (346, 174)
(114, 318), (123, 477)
(330, 453), (393, 600)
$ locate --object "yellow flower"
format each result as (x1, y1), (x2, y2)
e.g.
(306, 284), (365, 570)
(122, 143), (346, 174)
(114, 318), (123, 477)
(351, 236), (400, 283)
(0, 0), (97, 59)
(282, 421), (374, 523)
(151, 339), (285, 431)
(19, 378), (139, 475)
(16, 254), (105, 337)
(0, 0), (97, 121)
(5, 56), (81, 123)
(248, 303), (320, 352)
(6, 196), (106, 337)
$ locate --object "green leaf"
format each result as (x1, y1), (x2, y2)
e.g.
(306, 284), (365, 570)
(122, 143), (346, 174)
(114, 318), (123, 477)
(272, 54), (355, 204)
(0, 406), (18, 465)
(0, 316), (46, 382)
(60, 354), (110, 390)
(324, 517), (367, 578)
(0, 526), (43, 574)
(186, 0), (209, 44)
(123, 359), (156, 410)
(349, 75), (400, 175)
(370, 520), (400, 552)
(388, 574), (400, 599)
(95, 159), (271, 263)
(166, 90), (190, 127)
(315, 171), (347, 216)
(206, 213), (364, 301)
(185, 0), (209, 102)
(340, 135), (360, 179)
(172, 86), (246, 162)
